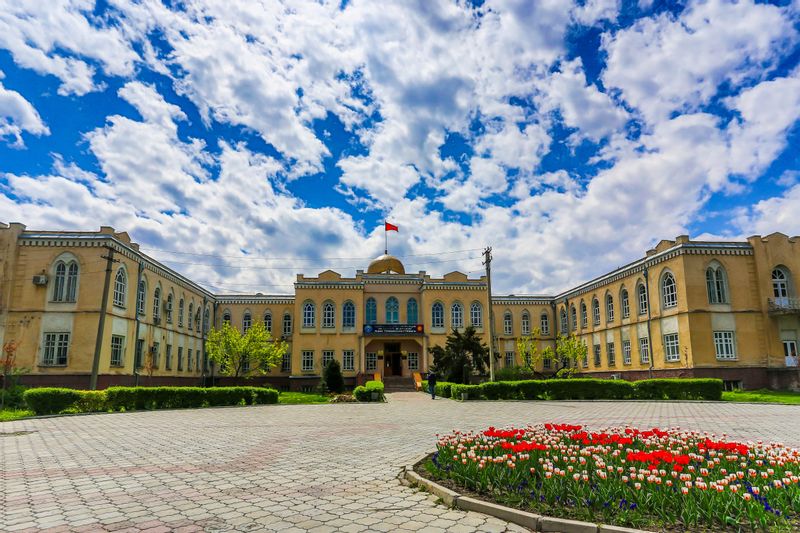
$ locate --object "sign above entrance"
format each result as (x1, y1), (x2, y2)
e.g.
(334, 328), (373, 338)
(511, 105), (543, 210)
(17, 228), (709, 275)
(363, 324), (424, 336)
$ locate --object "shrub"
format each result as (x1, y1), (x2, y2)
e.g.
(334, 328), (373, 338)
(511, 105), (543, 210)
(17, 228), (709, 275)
(435, 382), (453, 398)
(1, 384), (28, 409)
(633, 379), (722, 401)
(24, 388), (82, 415)
(516, 380), (546, 400)
(481, 381), (518, 400)
(73, 390), (108, 412)
(354, 380), (384, 401)
(545, 379), (634, 400)
(494, 365), (537, 382)
(320, 359), (345, 394)
(451, 384), (482, 400)
(253, 388), (279, 404)
(104, 387), (142, 411)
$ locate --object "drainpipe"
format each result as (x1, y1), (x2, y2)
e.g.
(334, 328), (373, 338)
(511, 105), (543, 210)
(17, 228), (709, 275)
(644, 267), (654, 379)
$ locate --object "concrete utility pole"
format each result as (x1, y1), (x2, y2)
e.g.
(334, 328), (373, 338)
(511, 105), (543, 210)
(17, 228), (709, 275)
(90, 247), (118, 390)
(132, 261), (144, 387)
(483, 246), (496, 382)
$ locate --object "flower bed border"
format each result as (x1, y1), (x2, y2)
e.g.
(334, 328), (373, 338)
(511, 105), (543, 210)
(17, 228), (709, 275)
(402, 454), (649, 533)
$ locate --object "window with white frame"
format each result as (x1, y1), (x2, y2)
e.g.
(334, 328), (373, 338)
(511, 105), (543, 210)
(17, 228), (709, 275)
(302, 350), (314, 371)
(593, 344), (601, 366)
(137, 280), (146, 315)
(322, 302), (335, 329)
(407, 298), (419, 325)
(592, 298), (600, 325)
(521, 312), (530, 335)
(570, 305), (577, 331)
(606, 295), (614, 322)
(283, 313), (292, 335)
(408, 352), (419, 371)
(189, 303), (195, 329)
(432, 302), (445, 329)
(543, 356), (551, 369)
(607, 342), (616, 365)
(622, 340), (631, 365)
(503, 311), (512, 335)
(194, 308), (200, 331)
(42, 332), (70, 366)
(263, 311), (272, 332)
(706, 266), (729, 304)
(637, 283), (648, 315)
(279, 352), (290, 373)
(53, 260), (79, 302)
(343, 350), (355, 371)
(177, 346), (183, 371)
(505, 351), (514, 367)
(178, 299), (184, 327)
(165, 294), (173, 323)
(110, 335), (125, 367)
(203, 308), (209, 333)
(621, 289), (630, 318)
(386, 297), (399, 323)
(713, 331), (736, 360)
(186, 348), (193, 371)
(662, 272), (677, 309)
(663, 333), (680, 362)
(560, 308), (567, 333)
(451, 302), (464, 329)
(470, 302), (482, 328)
(639, 337), (650, 364)
(581, 302), (588, 328)
(243, 312), (252, 333)
(342, 302), (355, 329)
(303, 302), (315, 328)
(366, 352), (377, 371)
(113, 268), (127, 307)
(152, 288), (161, 322)
(540, 312), (549, 335)
(165, 344), (172, 370)
(772, 268), (790, 298)
(322, 350), (335, 368)
(220, 308), (229, 326)
(366, 297), (377, 324)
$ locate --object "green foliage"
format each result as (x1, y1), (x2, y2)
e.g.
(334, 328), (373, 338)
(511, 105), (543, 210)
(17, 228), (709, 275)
(516, 380), (546, 400)
(633, 379), (722, 401)
(0, 409), (34, 422)
(451, 383), (482, 400)
(206, 322), (288, 378)
(430, 326), (489, 384)
(422, 380), (454, 398)
(73, 390), (108, 412)
(104, 386), (278, 410)
(0, 383), (28, 409)
(24, 388), (82, 415)
(723, 389), (800, 405)
(354, 380), (384, 401)
(320, 359), (345, 394)
(494, 365), (537, 382)
(277, 392), (329, 404)
(480, 381), (516, 400)
(553, 334), (588, 377)
(546, 378), (633, 400)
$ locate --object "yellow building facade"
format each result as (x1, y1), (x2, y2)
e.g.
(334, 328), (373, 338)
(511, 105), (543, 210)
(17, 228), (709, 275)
(1, 223), (799, 390)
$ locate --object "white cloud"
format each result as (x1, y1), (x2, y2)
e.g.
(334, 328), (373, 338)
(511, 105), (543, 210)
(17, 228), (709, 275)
(0, 73), (49, 146)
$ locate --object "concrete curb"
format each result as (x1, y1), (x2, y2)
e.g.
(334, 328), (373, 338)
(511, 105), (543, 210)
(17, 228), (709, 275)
(403, 465), (651, 533)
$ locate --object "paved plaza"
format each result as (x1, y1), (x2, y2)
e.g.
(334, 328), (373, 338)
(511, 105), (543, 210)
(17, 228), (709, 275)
(3, 394), (800, 533)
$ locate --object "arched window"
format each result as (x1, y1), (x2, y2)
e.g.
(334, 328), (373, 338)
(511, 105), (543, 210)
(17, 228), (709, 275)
(263, 311), (272, 331)
(243, 311), (252, 332)
(137, 280), (146, 315)
(661, 272), (677, 309)
(570, 304), (577, 331)
(503, 311), (513, 335)
(283, 313), (292, 335)
(52, 262), (66, 302)
(580, 301), (587, 328)
(188, 302), (195, 329)
(451, 302), (464, 329)
(385, 297), (399, 324)
(540, 312), (550, 335)
(153, 287), (161, 321)
(408, 298), (419, 325)
(606, 294), (614, 322)
(773, 267), (790, 299)
(178, 298), (184, 327)
(303, 302), (315, 328)
(621, 288), (630, 318)
(112, 268), (127, 307)
(637, 283), (648, 315)
(559, 308), (567, 333)
(204, 308), (210, 333)
(366, 298), (377, 324)
(52, 260), (79, 302)
(432, 302), (444, 328)
(165, 293), (174, 323)
(592, 298), (600, 325)
(221, 308), (230, 325)
(66, 262), (78, 302)
(342, 301), (355, 328)
(469, 302), (482, 328)
(706, 265), (729, 304)
(521, 311), (530, 335)
(195, 309), (201, 331)
(322, 301), (335, 328)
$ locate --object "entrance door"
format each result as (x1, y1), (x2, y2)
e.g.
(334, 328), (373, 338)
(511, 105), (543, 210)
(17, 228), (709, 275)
(385, 342), (401, 376)
(784, 340), (799, 367)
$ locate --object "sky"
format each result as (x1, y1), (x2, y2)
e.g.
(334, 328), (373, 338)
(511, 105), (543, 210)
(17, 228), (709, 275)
(1, 0), (799, 296)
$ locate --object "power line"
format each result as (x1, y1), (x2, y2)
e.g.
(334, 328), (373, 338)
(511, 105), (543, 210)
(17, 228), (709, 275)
(139, 246), (484, 261)
(157, 255), (482, 271)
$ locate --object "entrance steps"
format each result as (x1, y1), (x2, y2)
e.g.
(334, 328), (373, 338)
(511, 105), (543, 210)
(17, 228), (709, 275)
(383, 376), (417, 392)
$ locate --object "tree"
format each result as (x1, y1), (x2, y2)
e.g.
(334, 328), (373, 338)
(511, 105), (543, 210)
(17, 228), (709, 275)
(1, 340), (29, 409)
(430, 326), (489, 384)
(320, 358), (345, 394)
(206, 322), (288, 378)
(515, 327), (555, 374)
(553, 333), (588, 378)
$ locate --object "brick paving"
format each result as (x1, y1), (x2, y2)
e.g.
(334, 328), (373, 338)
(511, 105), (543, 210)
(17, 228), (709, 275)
(3, 394), (800, 532)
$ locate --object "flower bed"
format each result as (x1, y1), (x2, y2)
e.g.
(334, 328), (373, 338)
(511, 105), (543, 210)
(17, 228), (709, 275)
(426, 423), (800, 531)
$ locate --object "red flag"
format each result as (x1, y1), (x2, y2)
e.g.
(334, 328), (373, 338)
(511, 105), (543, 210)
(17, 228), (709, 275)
(385, 222), (399, 232)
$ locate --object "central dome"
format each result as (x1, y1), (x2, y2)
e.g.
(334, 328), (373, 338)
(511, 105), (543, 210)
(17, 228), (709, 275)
(367, 254), (405, 274)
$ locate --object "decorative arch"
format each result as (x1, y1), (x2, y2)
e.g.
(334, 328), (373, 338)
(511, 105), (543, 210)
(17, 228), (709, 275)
(243, 309), (252, 332)
(322, 300), (336, 328)
(50, 252), (80, 303)
(620, 286), (630, 318)
(432, 301), (445, 329)
(112, 265), (127, 308)
(503, 309), (513, 335)
(636, 280), (648, 315)
(385, 296), (399, 324)
(559, 307), (567, 333)
(137, 276), (147, 316)
(165, 290), (174, 323)
(263, 309), (273, 331)
(366, 297), (377, 324)
(342, 301), (356, 329)
(605, 292), (614, 322)
(540, 311), (550, 335)
(521, 309), (530, 335)
(302, 300), (316, 328)
(706, 260), (729, 304)
(580, 300), (587, 328)
(660, 269), (677, 309)
(570, 304), (577, 331)
(592, 297), (600, 325)
(152, 284), (162, 322)
(178, 296), (185, 327)
(451, 301), (464, 329)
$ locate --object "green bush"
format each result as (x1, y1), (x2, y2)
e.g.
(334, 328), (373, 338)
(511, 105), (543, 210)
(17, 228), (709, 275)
(436, 382), (453, 398)
(634, 379), (722, 401)
(253, 388), (279, 404)
(73, 390), (108, 412)
(1, 384), (28, 409)
(545, 379), (634, 400)
(516, 380), (546, 400)
(481, 381), (518, 400)
(451, 384), (482, 400)
(494, 366), (537, 382)
(354, 380), (385, 402)
(320, 359), (345, 394)
(24, 388), (82, 415)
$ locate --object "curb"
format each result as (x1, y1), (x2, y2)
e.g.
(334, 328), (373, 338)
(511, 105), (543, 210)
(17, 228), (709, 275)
(402, 465), (650, 533)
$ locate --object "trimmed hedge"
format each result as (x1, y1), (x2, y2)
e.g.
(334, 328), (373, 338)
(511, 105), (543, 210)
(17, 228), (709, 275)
(354, 380), (385, 402)
(421, 380), (455, 398)
(436, 378), (723, 402)
(23, 388), (82, 415)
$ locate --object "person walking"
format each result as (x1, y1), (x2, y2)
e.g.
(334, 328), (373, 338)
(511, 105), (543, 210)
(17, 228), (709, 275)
(427, 369), (438, 400)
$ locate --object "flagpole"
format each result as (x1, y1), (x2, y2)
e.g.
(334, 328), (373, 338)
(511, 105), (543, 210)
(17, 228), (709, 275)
(384, 221), (388, 254)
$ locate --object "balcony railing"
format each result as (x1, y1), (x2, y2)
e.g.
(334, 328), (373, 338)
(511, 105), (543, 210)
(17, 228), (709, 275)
(768, 297), (800, 315)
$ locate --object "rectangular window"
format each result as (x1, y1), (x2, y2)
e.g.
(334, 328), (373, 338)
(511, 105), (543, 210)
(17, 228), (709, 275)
(543, 356), (551, 369)
(713, 331), (737, 360)
(283, 314), (292, 336)
(302, 350), (314, 372)
(187, 348), (193, 372)
(663, 333), (680, 362)
(366, 352), (377, 371)
(503, 314), (512, 335)
(178, 346), (184, 371)
(322, 350), (335, 368)
(593, 344), (601, 366)
(281, 352), (291, 373)
(135, 339), (144, 369)
(343, 350), (355, 371)
(110, 335), (125, 367)
(408, 352), (419, 371)
(505, 351), (514, 367)
(607, 342), (616, 366)
(622, 340), (631, 365)
(165, 344), (172, 370)
(639, 337), (650, 364)
(41, 332), (70, 366)
(152, 342), (160, 368)
(622, 294), (630, 319)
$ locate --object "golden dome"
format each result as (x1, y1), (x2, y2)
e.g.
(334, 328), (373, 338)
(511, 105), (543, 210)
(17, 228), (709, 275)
(367, 254), (405, 274)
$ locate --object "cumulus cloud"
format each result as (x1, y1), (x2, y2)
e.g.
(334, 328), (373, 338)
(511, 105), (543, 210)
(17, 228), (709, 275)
(0, 73), (49, 146)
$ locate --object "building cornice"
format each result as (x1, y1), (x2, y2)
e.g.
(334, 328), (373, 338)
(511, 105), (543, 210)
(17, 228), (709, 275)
(215, 295), (295, 305)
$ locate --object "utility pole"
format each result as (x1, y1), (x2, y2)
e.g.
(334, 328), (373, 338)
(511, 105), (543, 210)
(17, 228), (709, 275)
(90, 247), (118, 390)
(132, 261), (144, 387)
(483, 246), (496, 382)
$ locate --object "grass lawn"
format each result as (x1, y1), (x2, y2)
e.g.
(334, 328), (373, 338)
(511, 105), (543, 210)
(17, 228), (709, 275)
(0, 409), (34, 422)
(277, 391), (331, 404)
(723, 388), (800, 405)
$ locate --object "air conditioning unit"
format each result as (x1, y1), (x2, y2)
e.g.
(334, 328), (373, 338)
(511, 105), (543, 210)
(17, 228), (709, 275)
(32, 275), (48, 285)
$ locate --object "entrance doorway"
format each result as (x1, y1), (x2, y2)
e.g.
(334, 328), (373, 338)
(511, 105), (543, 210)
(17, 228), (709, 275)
(385, 342), (402, 376)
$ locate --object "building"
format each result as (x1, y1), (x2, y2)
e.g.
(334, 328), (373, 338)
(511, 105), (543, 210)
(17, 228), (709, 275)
(1, 223), (799, 391)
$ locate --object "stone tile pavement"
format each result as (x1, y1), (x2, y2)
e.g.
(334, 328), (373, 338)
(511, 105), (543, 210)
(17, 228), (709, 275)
(3, 393), (800, 532)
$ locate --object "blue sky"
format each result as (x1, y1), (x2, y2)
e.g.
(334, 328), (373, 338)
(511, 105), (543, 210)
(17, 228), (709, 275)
(1, 0), (799, 294)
